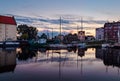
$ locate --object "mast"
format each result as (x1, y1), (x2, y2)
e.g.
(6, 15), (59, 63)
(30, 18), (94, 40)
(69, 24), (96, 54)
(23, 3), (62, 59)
(52, 28), (53, 39)
(77, 25), (79, 33)
(60, 17), (62, 43)
(81, 18), (83, 31)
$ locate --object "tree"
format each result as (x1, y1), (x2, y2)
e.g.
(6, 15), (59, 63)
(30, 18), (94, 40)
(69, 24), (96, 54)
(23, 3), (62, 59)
(40, 33), (47, 39)
(21, 33), (29, 40)
(17, 24), (38, 40)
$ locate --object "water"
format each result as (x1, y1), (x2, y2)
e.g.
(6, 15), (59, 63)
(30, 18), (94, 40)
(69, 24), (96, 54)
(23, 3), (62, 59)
(0, 47), (120, 81)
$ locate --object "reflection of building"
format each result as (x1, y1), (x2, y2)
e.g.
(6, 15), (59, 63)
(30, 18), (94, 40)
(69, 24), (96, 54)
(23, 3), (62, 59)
(96, 27), (104, 40)
(96, 48), (105, 60)
(0, 48), (16, 73)
(78, 48), (85, 57)
(78, 31), (85, 41)
(0, 15), (17, 41)
(96, 48), (120, 68)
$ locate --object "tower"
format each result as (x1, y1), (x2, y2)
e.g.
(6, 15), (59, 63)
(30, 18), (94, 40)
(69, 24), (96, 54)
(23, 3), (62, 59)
(78, 18), (85, 41)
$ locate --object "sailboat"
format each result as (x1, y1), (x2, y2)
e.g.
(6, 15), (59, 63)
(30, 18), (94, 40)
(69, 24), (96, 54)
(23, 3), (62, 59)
(49, 17), (67, 49)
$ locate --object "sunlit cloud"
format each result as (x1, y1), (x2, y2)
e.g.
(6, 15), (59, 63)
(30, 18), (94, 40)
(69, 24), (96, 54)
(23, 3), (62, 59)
(5, 14), (106, 36)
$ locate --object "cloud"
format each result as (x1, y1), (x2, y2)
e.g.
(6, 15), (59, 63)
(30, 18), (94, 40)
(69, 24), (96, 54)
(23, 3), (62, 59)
(3, 14), (106, 36)
(11, 14), (105, 27)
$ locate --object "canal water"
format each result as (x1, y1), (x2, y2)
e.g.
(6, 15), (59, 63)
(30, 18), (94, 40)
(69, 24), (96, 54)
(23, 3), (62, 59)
(0, 47), (120, 81)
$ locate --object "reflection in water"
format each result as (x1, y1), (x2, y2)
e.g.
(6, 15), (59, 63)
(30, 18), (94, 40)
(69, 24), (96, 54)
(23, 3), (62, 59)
(78, 48), (87, 57)
(0, 47), (120, 81)
(77, 48), (87, 76)
(96, 48), (120, 74)
(96, 48), (120, 68)
(67, 47), (77, 53)
(16, 47), (37, 61)
(0, 48), (16, 73)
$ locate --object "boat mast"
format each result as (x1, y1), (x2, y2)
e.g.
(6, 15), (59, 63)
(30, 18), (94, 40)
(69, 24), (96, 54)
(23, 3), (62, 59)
(81, 17), (83, 31)
(60, 17), (62, 43)
(52, 28), (53, 39)
(77, 25), (79, 33)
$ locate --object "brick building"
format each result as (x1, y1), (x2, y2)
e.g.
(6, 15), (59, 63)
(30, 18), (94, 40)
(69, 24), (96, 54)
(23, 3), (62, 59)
(0, 15), (17, 41)
(96, 27), (104, 40)
(78, 31), (85, 41)
(104, 21), (120, 42)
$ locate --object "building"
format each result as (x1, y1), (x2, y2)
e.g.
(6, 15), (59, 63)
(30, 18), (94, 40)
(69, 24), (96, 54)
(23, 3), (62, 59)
(63, 33), (78, 44)
(104, 21), (120, 42)
(96, 27), (104, 40)
(0, 15), (17, 41)
(38, 38), (47, 44)
(86, 35), (95, 41)
(78, 31), (85, 41)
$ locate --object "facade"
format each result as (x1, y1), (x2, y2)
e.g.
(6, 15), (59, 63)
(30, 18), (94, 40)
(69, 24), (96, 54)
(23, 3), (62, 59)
(63, 33), (78, 44)
(86, 35), (95, 41)
(104, 22), (120, 42)
(0, 15), (17, 41)
(96, 27), (104, 40)
(78, 31), (85, 41)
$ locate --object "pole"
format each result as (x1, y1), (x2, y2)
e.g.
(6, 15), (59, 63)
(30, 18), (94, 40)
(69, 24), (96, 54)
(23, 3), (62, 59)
(77, 25), (79, 33)
(60, 17), (62, 43)
(81, 18), (83, 31)
(47, 30), (49, 39)
(52, 28), (53, 39)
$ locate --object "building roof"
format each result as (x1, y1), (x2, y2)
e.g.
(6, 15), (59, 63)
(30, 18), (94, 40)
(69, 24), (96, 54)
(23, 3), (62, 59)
(96, 27), (104, 30)
(0, 15), (16, 25)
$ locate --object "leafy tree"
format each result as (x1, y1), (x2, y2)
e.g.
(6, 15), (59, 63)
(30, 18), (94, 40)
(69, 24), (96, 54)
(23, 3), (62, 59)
(21, 33), (29, 40)
(40, 33), (47, 39)
(17, 24), (38, 40)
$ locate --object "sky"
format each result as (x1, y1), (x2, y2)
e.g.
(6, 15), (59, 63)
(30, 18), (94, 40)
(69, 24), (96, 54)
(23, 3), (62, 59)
(1, 0), (120, 36)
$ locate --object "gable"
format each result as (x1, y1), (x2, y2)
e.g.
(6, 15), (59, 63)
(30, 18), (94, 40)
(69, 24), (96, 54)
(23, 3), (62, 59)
(0, 15), (16, 25)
